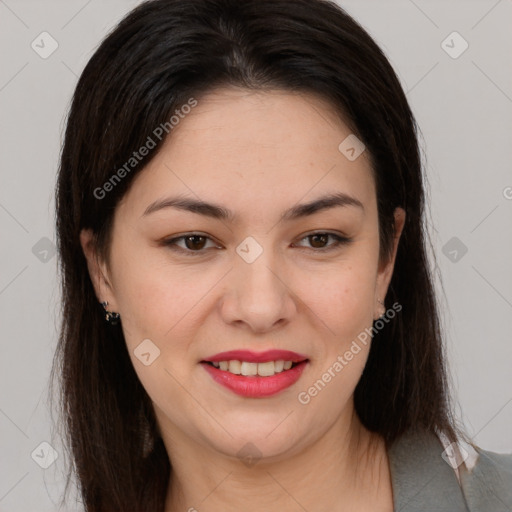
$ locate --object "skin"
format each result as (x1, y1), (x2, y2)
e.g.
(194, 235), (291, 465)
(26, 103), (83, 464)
(81, 87), (405, 512)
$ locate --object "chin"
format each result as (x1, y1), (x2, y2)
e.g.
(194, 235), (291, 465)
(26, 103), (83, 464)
(208, 429), (305, 466)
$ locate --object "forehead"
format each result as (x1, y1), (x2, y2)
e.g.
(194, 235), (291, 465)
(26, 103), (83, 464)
(167, 87), (361, 160)
(117, 87), (375, 221)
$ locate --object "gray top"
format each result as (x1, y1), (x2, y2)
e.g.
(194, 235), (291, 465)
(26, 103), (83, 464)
(388, 429), (512, 511)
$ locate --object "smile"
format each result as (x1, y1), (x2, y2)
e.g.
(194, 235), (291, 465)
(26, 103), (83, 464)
(201, 349), (309, 398)
(209, 359), (295, 376)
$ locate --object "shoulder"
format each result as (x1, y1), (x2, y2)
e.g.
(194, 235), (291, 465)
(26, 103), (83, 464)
(388, 428), (512, 512)
(459, 445), (512, 512)
(388, 429), (469, 511)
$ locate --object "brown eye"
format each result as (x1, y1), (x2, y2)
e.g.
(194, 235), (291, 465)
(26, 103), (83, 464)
(163, 233), (219, 256)
(183, 235), (207, 250)
(308, 233), (330, 248)
(294, 232), (351, 252)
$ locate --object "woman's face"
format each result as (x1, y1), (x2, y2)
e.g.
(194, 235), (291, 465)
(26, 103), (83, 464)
(82, 87), (404, 462)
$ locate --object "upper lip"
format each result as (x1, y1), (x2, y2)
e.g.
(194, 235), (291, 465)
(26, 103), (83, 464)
(203, 349), (308, 363)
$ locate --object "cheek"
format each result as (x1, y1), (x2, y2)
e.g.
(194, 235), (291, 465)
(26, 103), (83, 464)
(110, 252), (206, 413)
(110, 237), (209, 337)
(294, 264), (376, 417)
(299, 259), (377, 346)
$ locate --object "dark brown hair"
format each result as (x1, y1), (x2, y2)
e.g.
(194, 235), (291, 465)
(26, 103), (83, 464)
(50, 0), (463, 510)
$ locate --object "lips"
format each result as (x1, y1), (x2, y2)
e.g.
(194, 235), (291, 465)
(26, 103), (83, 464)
(201, 350), (309, 398)
(203, 349), (308, 364)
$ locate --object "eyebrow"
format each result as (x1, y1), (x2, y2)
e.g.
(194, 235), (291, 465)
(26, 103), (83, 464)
(142, 191), (364, 221)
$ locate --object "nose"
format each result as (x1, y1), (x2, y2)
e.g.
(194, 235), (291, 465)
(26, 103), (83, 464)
(220, 246), (297, 334)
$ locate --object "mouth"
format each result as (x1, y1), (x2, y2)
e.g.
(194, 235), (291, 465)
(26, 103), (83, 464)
(200, 350), (309, 398)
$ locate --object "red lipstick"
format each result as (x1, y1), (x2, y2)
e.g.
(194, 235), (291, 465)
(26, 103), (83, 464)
(204, 349), (308, 363)
(201, 349), (309, 398)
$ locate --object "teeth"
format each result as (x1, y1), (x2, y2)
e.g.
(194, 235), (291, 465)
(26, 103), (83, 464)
(209, 359), (297, 377)
(257, 361), (275, 376)
(228, 360), (241, 375)
(240, 361), (258, 376)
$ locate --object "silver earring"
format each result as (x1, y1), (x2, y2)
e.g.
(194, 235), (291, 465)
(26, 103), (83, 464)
(101, 301), (120, 325)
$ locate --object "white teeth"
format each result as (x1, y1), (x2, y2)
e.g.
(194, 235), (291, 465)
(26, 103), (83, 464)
(257, 361), (275, 376)
(274, 360), (285, 372)
(210, 359), (298, 376)
(228, 360), (241, 374)
(240, 361), (258, 376)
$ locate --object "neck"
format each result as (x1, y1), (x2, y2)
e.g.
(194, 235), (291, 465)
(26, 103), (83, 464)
(163, 408), (393, 512)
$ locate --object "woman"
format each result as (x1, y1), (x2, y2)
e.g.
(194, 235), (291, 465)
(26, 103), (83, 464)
(51, 0), (512, 510)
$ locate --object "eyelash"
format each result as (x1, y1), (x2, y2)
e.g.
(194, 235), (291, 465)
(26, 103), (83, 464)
(162, 232), (351, 257)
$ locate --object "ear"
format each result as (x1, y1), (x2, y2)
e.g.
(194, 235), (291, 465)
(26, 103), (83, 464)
(79, 228), (118, 310)
(374, 207), (406, 320)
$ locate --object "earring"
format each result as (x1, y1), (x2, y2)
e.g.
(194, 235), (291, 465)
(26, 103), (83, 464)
(101, 301), (120, 325)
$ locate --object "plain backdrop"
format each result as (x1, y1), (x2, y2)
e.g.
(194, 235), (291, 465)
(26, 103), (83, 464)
(0, 0), (511, 510)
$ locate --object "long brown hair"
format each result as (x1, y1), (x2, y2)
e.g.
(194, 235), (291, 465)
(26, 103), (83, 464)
(50, 0), (463, 510)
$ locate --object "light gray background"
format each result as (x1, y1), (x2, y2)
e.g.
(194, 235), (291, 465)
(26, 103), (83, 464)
(1, 0), (511, 510)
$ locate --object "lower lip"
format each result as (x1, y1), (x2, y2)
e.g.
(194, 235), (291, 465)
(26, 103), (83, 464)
(201, 361), (308, 398)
